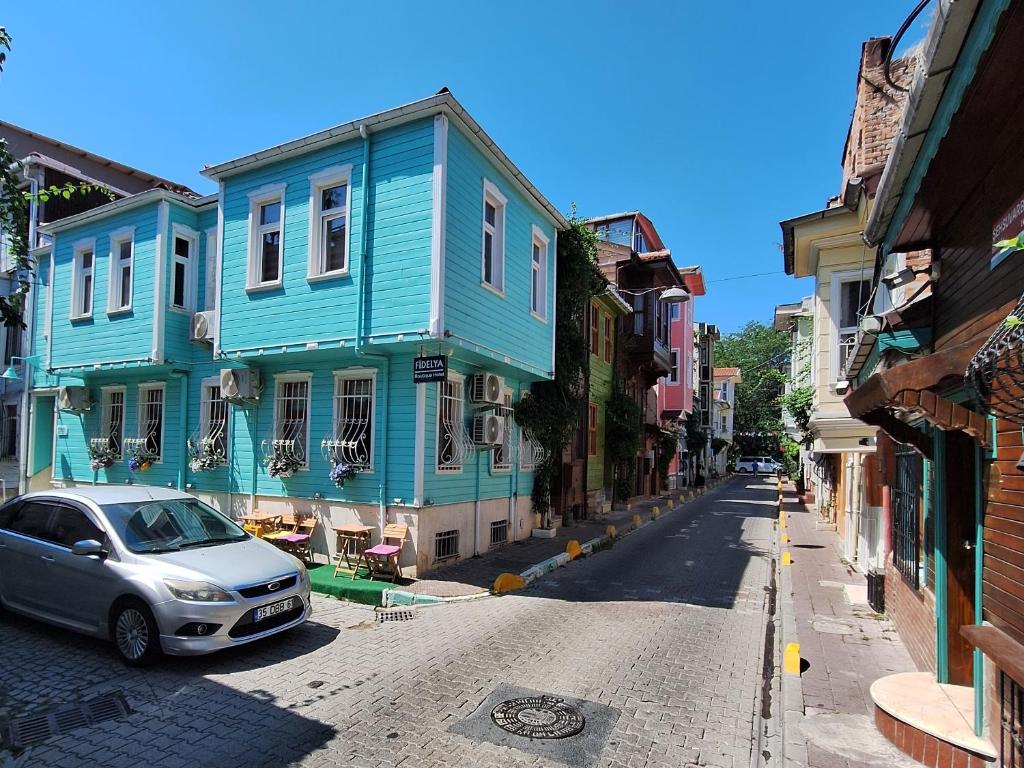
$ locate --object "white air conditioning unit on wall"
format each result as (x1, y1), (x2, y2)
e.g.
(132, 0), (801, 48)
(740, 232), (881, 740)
(472, 413), (505, 446)
(220, 368), (261, 402)
(58, 386), (91, 413)
(190, 310), (216, 344)
(469, 373), (503, 405)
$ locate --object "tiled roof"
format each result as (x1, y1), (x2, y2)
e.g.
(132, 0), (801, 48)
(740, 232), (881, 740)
(714, 367), (740, 377)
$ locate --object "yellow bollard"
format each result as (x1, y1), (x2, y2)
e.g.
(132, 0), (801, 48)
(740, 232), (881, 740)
(632, 513), (641, 529)
(782, 551), (792, 566)
(606, 524), (617, 539)
(493, 572), (526, 593)
(566, 540), (582, 560)
(781, 533), (790, 544)
(650, 506), (660, 520)
(666, 499), (674, 510)
(780, 518), (787, 530)
(784, 642), (801, 675)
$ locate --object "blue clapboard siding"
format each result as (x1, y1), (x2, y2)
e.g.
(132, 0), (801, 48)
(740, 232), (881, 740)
(218, 119), (434, 353)
(443, 124), (556, 377)
(163, 202), (215, 365)
(421, 358), (534, 506)
(47, 204), (160, 368)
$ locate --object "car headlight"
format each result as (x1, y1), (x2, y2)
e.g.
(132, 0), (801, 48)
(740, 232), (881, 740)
(163, 579), (234, 602)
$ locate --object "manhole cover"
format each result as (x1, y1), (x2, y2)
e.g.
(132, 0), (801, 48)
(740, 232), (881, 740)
(490, 695), (585, 739)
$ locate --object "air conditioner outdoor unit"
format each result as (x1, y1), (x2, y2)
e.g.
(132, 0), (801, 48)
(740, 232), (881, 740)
(472, 413), (505, 446)
(58, 386), (91, 413)
(220, 367), (260, 402)
(469, 372), (503, 405)
(190, 310), (215, 344)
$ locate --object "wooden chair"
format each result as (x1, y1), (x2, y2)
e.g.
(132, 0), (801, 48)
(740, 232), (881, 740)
(353, 523), (408, 582)
(264, 514), (318, 564)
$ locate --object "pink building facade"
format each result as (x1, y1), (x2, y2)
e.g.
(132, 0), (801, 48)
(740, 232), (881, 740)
(657, 267), (706, 483)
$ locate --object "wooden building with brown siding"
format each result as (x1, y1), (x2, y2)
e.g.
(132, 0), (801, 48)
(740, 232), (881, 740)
(844, 1), (1024, 766)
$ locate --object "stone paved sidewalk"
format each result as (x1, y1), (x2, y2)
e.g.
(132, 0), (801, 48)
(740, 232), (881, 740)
(410, 479), (732, 598)
(780, 484), (921, 768)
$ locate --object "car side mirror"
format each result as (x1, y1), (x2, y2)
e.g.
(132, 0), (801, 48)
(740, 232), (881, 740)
(71, 539), (106, 558)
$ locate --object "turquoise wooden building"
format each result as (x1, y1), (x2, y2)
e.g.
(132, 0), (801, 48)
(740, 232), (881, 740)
(26, 92), (563, 575)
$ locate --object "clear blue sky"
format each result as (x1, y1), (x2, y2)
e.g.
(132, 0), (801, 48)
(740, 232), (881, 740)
(1, 2), (924, 334)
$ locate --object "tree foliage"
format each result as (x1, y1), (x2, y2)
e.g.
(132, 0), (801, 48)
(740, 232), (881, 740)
(605, 387), (642, 502)
(714, 320), (790, 456)
(781, 385), (814, 447)
(0, 28), (112, 330)
(515, 211), (607, 525)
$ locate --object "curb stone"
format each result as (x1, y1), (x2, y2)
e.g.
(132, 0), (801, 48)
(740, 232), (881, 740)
(778, 490), (807, 768)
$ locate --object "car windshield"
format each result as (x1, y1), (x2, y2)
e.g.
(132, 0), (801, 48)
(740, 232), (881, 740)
(101, 498), (248, 554)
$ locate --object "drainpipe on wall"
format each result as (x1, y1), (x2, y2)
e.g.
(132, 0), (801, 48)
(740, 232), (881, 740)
(474, 450), (481, 557)
(851, 453), (864, 565)
(169, 370), (189, 491)
(18, 171), (40, 495)
(973, 442), (985, 737)
(351, 124), (390, 534)
(249, 399), (260, 515)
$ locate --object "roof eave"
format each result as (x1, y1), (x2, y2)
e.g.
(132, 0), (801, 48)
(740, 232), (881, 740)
(201, 91), (567, 230)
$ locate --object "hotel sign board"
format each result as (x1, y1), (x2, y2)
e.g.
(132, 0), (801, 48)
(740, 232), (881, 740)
(413, 355), (448, 383)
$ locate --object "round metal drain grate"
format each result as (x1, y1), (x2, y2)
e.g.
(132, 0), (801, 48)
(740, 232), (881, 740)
(490, 695), (585, 739)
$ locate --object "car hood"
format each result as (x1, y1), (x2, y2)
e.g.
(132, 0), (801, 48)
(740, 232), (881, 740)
(144, 537), (299, 590)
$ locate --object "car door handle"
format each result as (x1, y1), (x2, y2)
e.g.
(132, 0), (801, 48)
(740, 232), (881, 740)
(40, 555), (55, 563)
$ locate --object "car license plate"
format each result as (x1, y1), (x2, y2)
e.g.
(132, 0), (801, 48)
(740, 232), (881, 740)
(253, 597), (294, 622)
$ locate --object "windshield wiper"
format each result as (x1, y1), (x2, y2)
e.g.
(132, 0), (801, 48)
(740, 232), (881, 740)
(179, 537), (245, 549)
(139, 545), (181, 554)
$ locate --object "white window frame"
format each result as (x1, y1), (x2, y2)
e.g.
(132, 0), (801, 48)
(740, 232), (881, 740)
(307, 165), (353, 281)
(668, 348), (680, 385)
(437, 373), (468, 474)
(491, 388), (514, 472)
(70, 238), (96, 320)
(530, 225), (549, 321)
(170, 224), (199, 313)
(247, 182), (287, 291)
(330, 367), (376, 472)
(273, 372), (312, 469)
(480, 179), (506, 296)
(199, 376), (229, 460)
(100, 385), (126, 459)
(137, 383), (165, 463)
(107, 227), (135, 314)
(829, 269), (871, 383)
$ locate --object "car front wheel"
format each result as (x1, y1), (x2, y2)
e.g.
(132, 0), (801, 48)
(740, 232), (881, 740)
(112, 600), (163, 666)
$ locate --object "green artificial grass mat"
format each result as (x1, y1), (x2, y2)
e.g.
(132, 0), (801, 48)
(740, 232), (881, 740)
(308, 563), (415, 606)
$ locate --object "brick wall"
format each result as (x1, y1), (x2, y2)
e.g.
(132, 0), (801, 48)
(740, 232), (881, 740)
(841, 37), (919, 188)
(885, 558), (936, 673)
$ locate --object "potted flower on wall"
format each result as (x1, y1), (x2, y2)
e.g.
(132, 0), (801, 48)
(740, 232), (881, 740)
(87, 441), (116, 472)
(187, 436), (226, 474)
(127, 448), (152, 473)
(266, 451), (302, 479)
(329, 461), (357, 488)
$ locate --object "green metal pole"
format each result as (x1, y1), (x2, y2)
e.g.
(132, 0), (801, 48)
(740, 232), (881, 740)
(973, 442), (985, 737)
(934, 429), (949, 684)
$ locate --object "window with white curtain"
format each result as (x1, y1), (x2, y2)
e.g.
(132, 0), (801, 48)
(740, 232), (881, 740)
(329, 370), (375, 469)
(200, 383), (228, 459)
(437, 377), (468, 473)
(138, 384), (164, 460)
(274, 375), (310, 466)
(491, 390), (513, 472)
(101, 387), (125, 459)
(108, 228), (134, 313)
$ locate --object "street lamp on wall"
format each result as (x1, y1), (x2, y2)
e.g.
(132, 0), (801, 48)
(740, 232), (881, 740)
(611, 284), (691, 304)
(1, 354), (43, 380)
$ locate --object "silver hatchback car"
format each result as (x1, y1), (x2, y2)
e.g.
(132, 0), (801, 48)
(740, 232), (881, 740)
(0, 486), (311, 665)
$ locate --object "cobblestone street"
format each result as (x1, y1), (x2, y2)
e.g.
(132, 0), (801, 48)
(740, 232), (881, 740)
(0, 477), (777, 768)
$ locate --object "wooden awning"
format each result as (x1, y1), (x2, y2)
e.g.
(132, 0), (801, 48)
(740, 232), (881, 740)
(845, 339), (990, 456)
